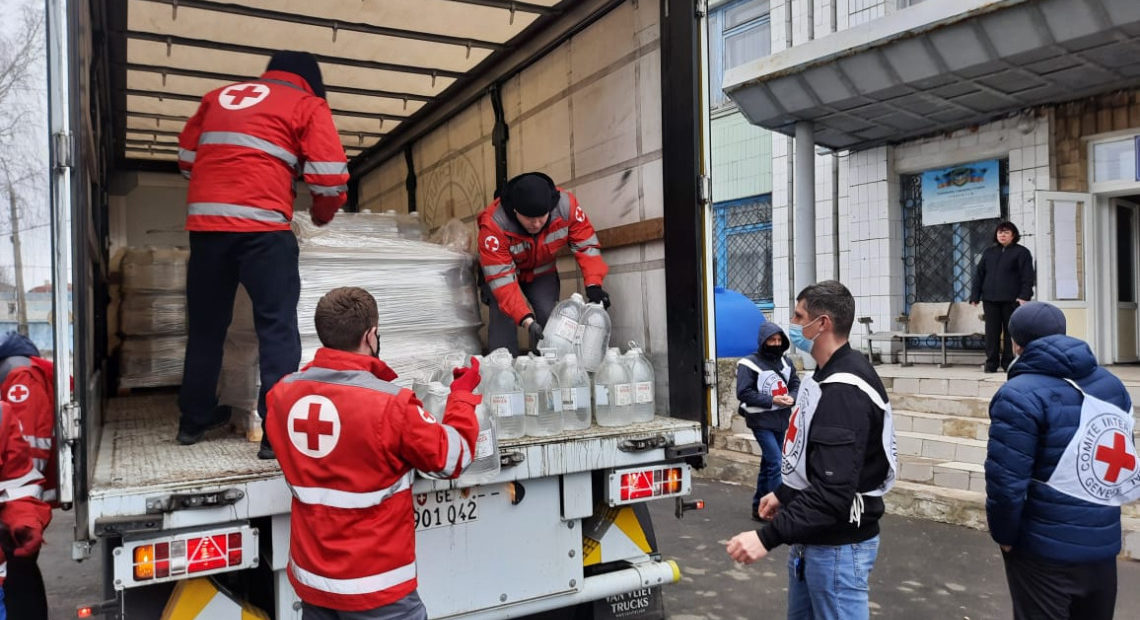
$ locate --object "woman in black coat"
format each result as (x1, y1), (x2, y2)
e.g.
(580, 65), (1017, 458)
(969, 221), (1035, 372)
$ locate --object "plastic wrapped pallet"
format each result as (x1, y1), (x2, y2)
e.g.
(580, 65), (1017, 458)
(294, 214), (482, 386)
(119, 293), (187, 336)
(121, 247), (190, 293)
(119, 335), (186, 389)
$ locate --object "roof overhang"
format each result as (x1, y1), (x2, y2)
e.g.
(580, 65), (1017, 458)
(104, 0), (568, 167)
(724, 0), (1140, 151)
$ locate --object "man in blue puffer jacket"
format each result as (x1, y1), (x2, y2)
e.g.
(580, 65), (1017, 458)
(985, 301), (1134, 620)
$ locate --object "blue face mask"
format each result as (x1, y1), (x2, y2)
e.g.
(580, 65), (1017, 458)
(788, 317), (822, 353)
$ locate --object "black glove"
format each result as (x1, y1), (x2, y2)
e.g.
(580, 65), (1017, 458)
(523, 315), (544, 344)
(586, 285), (611, 309)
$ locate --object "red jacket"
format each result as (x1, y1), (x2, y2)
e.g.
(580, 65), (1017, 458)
(477, 189), (608, 324)
(0, 402), (51, 585)
(0, 357), (56, 506)
(266, 348), (479, 611)
(178, 70), (348, 232)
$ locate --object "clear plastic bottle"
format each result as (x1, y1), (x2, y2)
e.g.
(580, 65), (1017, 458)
(594, 347), (633, 427)
(514, 354), (532, 377)
(523, 356), (563, 437)
(543, 293), (587, 358)
(437, 351), (468, 388)
(421, 382), (449, 421)
(484, 350), (525, 439)
(578, 302), (612, 372)
(556, 352), (592, 431)
(623, 342), (656, 423)
(458, 400), (501, 484)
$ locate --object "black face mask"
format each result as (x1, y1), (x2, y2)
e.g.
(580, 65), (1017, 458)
(761, 344), (784, 358)
(368, 328), (380, 360)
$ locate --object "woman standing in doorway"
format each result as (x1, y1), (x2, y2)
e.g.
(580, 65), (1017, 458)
(970, 221), (1036, 373)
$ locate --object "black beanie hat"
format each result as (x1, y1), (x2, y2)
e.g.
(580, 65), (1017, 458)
(501, 172), (559, 218)
(266, 51), (326, 99)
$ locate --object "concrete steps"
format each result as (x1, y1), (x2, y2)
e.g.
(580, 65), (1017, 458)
(895, 409), (990, 441)
(896, 430), (988, 464)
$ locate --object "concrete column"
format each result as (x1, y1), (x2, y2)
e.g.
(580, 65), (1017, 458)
(794, 121), (817, 295)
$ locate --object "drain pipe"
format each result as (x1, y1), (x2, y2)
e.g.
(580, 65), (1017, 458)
(793, 121), (816, 296)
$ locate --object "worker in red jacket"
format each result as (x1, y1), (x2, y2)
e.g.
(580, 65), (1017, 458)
(266, 287), (480, 617)
(177, 50), (349, 459)
(0, 332), (55, 620)
(477, 172), (610, 354)
(0, 400), (52, 620)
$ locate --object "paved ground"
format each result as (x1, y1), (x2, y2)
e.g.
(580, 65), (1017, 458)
(650, 479), (1140, 620)
(40, 480), (1140, 619)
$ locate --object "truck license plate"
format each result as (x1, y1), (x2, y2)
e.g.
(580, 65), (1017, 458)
(414, 489), (479, 531)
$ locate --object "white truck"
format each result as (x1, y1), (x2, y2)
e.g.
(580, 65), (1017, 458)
(43, 0), (716, 617)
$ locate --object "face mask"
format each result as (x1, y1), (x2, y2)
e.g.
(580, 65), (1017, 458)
(761, 344), (783, 358)
(788, 316), (823, 353)
(368, 328), (381, 359)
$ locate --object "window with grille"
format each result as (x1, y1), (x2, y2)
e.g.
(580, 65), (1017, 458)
(713, 195), (774, 309)
(709, 0), (771, 110)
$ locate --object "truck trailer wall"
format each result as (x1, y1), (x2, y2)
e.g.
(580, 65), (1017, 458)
(356, 0), (671, 411)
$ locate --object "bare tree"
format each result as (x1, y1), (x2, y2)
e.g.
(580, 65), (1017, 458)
(0, 1), (46, 336)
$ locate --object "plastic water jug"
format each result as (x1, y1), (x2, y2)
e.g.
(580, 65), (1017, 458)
(523, 356), (563, 437)
(484, 350), (525, 439)
(556, 352), (592, 431)
(594, 348), (633, 427)
(459, 400), (501, 484)
(421, 382), (449, 421)
(578, 302), (612, 372)
(514, 354), (532, 376)
(544, 293), (586, 358)
(623, 342), (656, 423)
(437, 351), (468, 388)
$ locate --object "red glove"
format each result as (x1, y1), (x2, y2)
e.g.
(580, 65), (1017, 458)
(12, 524), (43, 557)
(450, 357), (481, 394)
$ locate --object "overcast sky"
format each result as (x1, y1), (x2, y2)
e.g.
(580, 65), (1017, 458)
(1, 0), (53, 291)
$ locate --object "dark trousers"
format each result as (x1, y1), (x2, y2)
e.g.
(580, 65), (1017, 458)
(1002, 550), (1116, 620)
(751, 427), (782, 508)
(302, 590), (427, 619)
(2, 553), (47, 619)
(483, 273), (560, 355)
(983, 301), (1018, 371)
(179, 231), (301, 433)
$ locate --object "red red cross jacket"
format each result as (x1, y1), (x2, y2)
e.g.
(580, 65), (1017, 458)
(477, 189), (609, 324)
(0, 401), (51, 586)
(1, 356), (57, 506)
(266, 348), (479, 611)
(178, 70), (348, 232)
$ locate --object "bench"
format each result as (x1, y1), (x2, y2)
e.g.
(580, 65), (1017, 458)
(858, 302), (951, 366)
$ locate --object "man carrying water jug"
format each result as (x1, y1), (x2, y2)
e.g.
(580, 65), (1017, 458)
(985, 301), (1137, 620)
(477, 172), (611, 354)
(266, 287), (481, 619)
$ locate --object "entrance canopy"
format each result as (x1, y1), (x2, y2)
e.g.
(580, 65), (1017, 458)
(111, 0), (566, 165)
(723, 0), (1140, 151)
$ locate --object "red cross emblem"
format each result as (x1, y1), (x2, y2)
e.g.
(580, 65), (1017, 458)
(772, 381), (788, 397)
(784, 408), (799, 453)
(574, 206), (585, 223)
(1095, 432), (1137, 483)
(286, 395), (341, 458)
(219, 83), (270, 110)
(6, 384), (29, 404)
(483, 235), (501, 252)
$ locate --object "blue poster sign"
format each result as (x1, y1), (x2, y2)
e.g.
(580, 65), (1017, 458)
(920, 159), (1001, 226)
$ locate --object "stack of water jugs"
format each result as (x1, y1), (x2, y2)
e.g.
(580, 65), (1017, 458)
(414, 293), (657, 485)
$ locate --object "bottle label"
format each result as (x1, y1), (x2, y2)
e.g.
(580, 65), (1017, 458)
(577, 386), (591, 409)
(595, 385), (610, 407)
(525, 393), (538, 417)
(551, 390), (563, 413)
(615, 383), (633, 407)
(635, 382), (654, 405)
(474, 430), (495, 460)
(561, 387), (574, 409)
(555, 316), (579, 341)
(491, 393), (524, 418)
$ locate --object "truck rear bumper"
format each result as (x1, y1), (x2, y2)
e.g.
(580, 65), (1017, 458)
(438, 559), (681, 620)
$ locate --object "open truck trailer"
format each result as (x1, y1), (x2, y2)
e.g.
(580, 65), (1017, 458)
(44, 0), (717, 617)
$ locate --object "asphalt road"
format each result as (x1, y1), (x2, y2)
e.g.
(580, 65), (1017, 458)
(39, 479), (1140, 619)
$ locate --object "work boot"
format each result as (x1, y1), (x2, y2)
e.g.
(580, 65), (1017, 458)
(257, 437), (276, 460)
(176, 406), (231, 445)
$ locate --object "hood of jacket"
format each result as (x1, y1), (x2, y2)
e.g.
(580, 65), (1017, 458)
(756, 321), (789, 358)
(1007, 334), (1097, 381)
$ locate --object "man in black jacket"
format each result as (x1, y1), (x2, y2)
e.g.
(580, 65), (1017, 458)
(969, 221), (1035, 373)
(727, 280), (897, 620)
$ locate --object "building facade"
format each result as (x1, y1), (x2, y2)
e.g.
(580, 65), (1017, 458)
(721, 0), (1140, 365)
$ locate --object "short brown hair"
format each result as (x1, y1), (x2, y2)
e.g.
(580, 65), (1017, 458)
(314, 287), (378, 351)
(796, 280), (855, 338)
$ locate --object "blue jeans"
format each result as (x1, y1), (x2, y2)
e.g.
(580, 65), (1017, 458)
(787, 536), (880, 620)
(752, 428), (782, 508)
